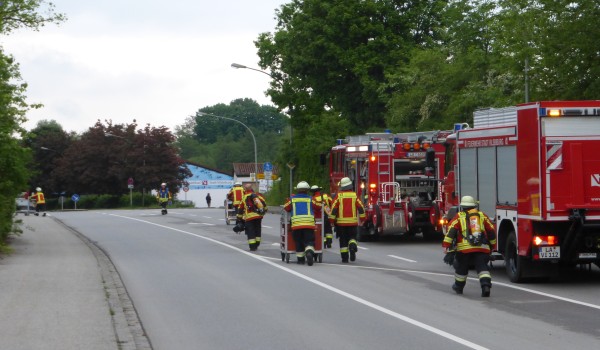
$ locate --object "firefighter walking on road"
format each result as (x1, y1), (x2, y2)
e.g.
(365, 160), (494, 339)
(443, 195), (496, 297)
(237, 183), (267, 251)
(329, 177), (365, 263)
(284, 181), (317, 265)
(33, 187), (46, 216)
(310, 185), (333, 248)
(228, 182), (245, 225)
(156, 183), (172, 215)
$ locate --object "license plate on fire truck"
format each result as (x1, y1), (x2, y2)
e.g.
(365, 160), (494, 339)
(538, 246), (560, 259)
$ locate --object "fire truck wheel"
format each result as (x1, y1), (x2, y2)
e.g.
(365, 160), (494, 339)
(281, 252), (285, 262)
(505, 231), (529, 283)
(285, 253), (290, 264)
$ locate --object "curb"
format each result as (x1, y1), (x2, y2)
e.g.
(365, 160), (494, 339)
(53, 217), (153, 350)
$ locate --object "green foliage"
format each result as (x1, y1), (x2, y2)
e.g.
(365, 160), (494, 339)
(176, 98), (289, 173)
(0, 49), (33, 244)
(0, 0), (66, 34)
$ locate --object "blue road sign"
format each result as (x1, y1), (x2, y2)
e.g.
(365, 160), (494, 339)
(263, 162), (273, 172)
(71, 194), (80, 202)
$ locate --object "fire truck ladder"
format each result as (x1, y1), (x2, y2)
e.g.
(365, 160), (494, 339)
(372, 141), (394, 194)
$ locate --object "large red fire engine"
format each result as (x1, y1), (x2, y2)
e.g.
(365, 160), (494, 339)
(329, 130), (452, 241)
(442, 101), (600, 282)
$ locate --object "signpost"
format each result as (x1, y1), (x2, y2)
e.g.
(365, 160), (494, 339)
(287, 162), (295, 197)
(263, 162), (273, 192)
(127, 177), (134, 206)
(71, 193), (80, 210)
(182, 184), (189, 201)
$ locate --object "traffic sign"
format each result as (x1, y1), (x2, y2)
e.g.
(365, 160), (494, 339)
(127, 184), (134, 189)
(183, 186), (189, 192)
(264, 171), (272, 179)
(71, 194), (80, 202)
(127, 177), (134, 185)
(263, 162), (273, 172)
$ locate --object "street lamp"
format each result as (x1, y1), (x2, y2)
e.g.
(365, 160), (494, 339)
(231, 62), (294, 193)
(231, 63), (275, 79)
(197, 112), (258, 179)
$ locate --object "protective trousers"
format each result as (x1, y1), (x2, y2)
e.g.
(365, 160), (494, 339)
(453, 252), (492, 291)
(292, 228), (315, 263)
(245, 219), (262, 251)
(336, 225), (358, 262)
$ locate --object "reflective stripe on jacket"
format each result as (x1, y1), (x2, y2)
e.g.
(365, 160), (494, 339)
(228, 186), (244, 206)
(443, 209), (496, 253)
(312, 192), (332, 219)
(34, 192), (46, 204)
(157, 188), (171, 203)
(329, 191), (365, 226)
(238, 191), (266, 221)
(284, 194), (315, 230)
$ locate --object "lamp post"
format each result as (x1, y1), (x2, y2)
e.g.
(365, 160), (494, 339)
(231, 62), (294, 192)
(197, 112), (258, 179)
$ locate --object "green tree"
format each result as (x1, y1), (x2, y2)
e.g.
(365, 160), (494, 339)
(52, 121), (190, 197)
(176, 99), (289, 173)
(0, 0), (65, 243)
(21, 119), (72, 194)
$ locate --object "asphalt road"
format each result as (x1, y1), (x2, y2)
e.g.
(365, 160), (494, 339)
(53, 208), (600, 350)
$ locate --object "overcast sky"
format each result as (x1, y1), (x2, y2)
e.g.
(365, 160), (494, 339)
(1, 0), (288, 133)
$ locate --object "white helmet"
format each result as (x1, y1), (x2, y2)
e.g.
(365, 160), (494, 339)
(161, 183), (166, 187)
(460, 195), (478, 207)
(296, 181), (310, 190)
(234, 181), (242, 186)
(310, 185), (320, 191)
(36, 187), (42, 192)
(340, 177), (352, 188)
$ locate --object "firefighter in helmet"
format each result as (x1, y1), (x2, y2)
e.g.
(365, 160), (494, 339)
(329, 177), (365, 263)
(156, 183), (172, 215)
(228, 182), (245, 226)
(310, 185), (334, 248)
(237, 183), (267, 251)
(443, 195), (496, 297)
(33, 187), (46, 216)
(283, 181), (317, 265)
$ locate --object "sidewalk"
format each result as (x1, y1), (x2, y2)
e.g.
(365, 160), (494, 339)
(0, 214), (140, 350)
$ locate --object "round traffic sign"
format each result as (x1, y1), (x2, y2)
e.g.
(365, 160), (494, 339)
(71, 194), (80, 202)
(183, 186), (189, 192)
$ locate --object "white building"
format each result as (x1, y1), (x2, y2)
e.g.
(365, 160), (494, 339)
(178, 162), (233, 208)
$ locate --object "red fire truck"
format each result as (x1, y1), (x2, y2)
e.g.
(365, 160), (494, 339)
(442, 101), (600, 282)
(329, 130), (452, 241)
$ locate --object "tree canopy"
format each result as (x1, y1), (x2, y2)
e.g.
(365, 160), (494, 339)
(176, 98), (289, 173)
(253, 0), (600, 198)
(0, 0), (65, 243)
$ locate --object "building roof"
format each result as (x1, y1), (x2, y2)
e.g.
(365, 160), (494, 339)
(232, 163), (279, 176)
(185, 160), (233, 177)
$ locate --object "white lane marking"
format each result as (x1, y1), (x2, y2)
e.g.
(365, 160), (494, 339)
(189, 214), (197, 217)
(108, 213), (488, 350)
(203, 216), (212, 219)
(357, 246), (368, 250)
(388, 255), (417, 263)
(188, 222), (216, 226)
(271, 243), (279, 246)
(262, 225), (273, 228)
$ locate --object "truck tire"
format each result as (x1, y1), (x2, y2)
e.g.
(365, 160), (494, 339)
(505, 231), (528, 283)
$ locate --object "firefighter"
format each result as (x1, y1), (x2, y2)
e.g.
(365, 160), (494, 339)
(33, 187), (46, 216)
(283, 181), (317, 265)
(310, 185), (334, 248)
(156, 183), (172, 215)
(329, 177), (365, 263)
(237, 183), (267, 251)
(228, 182), (245, 226)
(443, 195), (496, 297)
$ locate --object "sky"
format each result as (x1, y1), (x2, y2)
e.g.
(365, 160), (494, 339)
(1, 0), (288, 133)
